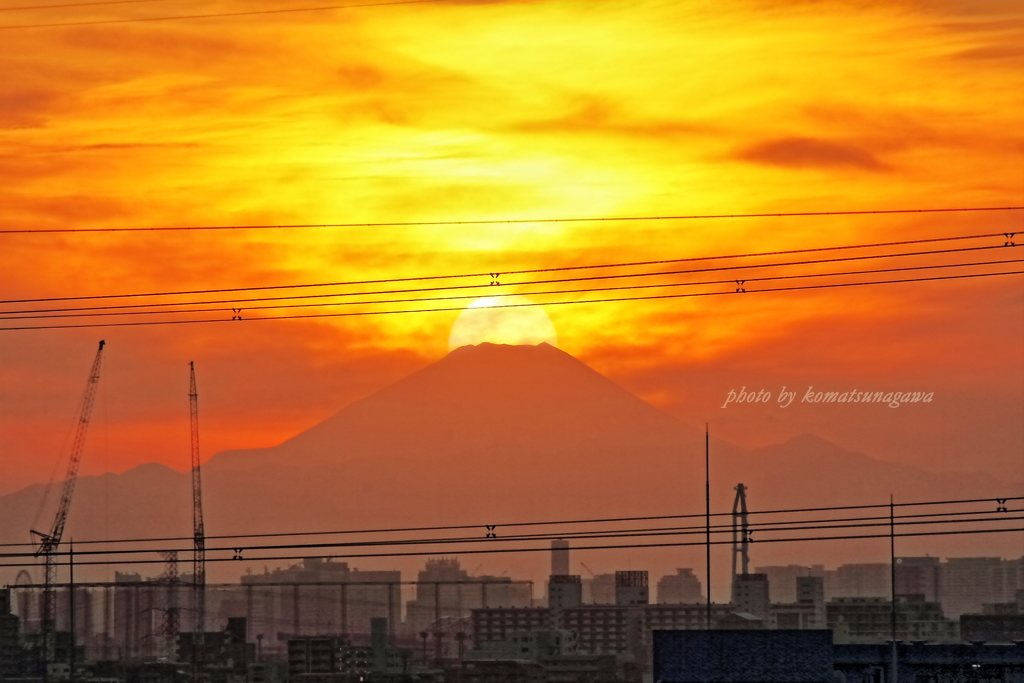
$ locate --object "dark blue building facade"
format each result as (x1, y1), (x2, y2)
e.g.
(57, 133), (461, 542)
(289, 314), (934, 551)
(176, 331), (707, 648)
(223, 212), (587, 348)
(653, 630), (1024, 683)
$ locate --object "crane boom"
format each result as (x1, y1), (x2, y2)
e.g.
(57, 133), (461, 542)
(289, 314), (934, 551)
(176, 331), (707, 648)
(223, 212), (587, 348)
(189, 361), (206, 683)
(31, 339), (105, 676)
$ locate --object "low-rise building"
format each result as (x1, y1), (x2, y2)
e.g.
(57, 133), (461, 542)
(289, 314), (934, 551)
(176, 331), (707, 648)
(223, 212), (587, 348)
(652, 630), (1024, 683)
(287, 620), (413, 680)
(468, 630), (616, 683)
(1, 589), (21, 681)
(827, 596), (959, 644)
(959, 591), (1024, 643)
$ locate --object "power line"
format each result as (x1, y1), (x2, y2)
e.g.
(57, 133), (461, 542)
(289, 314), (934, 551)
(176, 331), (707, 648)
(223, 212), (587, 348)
(4, 494), (1017, 549)
(5, 512), (1018, 562)
(2, 255), (1017, 322)
(4, 513), (1021, 561)
(0, 231), (1012, 305)
(0, 0), (177, 11)
(1, 206), (1021, 233)
(3, 268), (1021, 331)
(1, 526), (1018, 569)
(2, 244), (1014, 316)
(0, 0), (448, 29)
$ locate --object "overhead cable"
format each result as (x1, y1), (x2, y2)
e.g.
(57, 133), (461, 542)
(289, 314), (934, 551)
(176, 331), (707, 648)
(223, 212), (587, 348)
(3, 230), (1011, 305)
(0, 0), (448, 29)
(2, 494), (1016, 548)
(2, 268), (1021, 331)
(1, 255), (1018, 322)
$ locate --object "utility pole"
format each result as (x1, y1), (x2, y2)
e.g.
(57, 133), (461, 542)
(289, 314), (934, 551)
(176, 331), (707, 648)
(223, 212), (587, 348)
(704, 425), (711, 629)
(890, 495), (898, 683)
(69, 542), (75, 683)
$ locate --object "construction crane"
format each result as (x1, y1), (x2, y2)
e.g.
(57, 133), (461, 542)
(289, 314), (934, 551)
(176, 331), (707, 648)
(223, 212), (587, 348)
(31, 340), (106, 675)
(189, 362), (206, 683)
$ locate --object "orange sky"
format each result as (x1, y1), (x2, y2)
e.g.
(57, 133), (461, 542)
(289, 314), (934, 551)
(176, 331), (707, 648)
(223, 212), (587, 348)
(1, 0), (1022, 506)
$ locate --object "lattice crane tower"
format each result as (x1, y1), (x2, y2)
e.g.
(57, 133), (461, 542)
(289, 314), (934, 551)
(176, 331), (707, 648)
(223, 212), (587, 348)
(31, 340), (106, 674)
(189, 362), (206, 683)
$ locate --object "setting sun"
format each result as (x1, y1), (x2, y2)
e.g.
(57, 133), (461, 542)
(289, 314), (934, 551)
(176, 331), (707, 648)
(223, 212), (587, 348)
(448, 296), (559, 350)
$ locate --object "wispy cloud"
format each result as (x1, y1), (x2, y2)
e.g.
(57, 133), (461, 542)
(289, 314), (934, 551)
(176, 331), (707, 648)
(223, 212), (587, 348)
(734, 136), (889, 171)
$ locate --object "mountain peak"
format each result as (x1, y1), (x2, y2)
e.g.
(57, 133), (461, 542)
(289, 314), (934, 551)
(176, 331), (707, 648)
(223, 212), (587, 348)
(449, 340), (558, 353)
(209, 343), (695, 470)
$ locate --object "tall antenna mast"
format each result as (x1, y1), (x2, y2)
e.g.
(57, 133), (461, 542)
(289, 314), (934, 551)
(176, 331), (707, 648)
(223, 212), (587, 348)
(189, 362), (206, 683)
(730, 482), (750, 602)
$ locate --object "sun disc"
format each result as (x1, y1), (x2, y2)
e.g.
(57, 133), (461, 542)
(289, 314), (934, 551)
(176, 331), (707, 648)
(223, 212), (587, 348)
(448, 296), (558, 351)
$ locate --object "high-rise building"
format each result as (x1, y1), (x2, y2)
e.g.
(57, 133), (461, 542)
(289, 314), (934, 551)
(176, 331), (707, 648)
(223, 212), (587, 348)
(588, 574), (615, 605)
(550, 540), (570, 577)
(548, 575), (583, 609)
(939, 557), (1024, 618)
(755, 565), (824, 603)
(732, 574), (770, 620)
(405, 558), (532, 632)
(895, 556), (940, 602)
(656, 569), (703, 604)
(797, 576), (826, 628)
(825, 564), (890, 600)
(242, 557), (401, 642)
(614, 572), (649, 606)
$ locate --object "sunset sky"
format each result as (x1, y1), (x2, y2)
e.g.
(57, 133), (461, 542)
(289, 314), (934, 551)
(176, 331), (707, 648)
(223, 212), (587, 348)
(1, 0), (1022, 512)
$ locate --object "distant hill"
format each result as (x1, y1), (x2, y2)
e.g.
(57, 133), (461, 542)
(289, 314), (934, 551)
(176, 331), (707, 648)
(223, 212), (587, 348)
(1, 343), (1017, 587)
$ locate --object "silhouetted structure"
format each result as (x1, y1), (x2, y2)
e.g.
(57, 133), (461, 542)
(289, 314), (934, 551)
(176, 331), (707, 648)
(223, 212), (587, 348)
(826, 564), (890, 600)
(959, 588), (1024, 643)
(732, 574), (770, 620)
(1, 589), (22, 681)
(827, 596), (958, 643)
(588, 574), (615, 605)
(547, 575), (582, 610)
(474, 603), (737, 658)
(656, 569), (703, 605)
(653, 629), (834, 683)
(242, 558), (401, 646)
(770, 576), (826, 630)
(550, 541), (569, 577)
(614, 572), (648, 607)
(895, 556), (941, 603)
(467, 630), (617, 682)
(178, 617), (253, 682)
(405, 558), (530, 633)
(653, 631), (1024, 683)
(939, 557), (1024, 618)
(756, 565), (826, 603)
